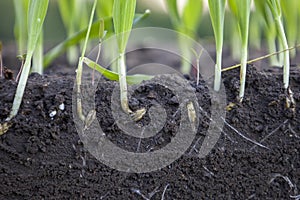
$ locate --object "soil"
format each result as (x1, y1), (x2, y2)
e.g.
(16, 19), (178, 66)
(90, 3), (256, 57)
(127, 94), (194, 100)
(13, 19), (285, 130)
(0, 49), (300, 199)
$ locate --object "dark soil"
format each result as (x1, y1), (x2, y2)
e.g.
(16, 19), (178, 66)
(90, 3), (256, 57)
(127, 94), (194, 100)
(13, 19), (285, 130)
(0, 51), (300, 199)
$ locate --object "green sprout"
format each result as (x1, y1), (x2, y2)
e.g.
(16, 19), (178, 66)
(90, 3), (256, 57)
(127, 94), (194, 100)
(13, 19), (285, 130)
(97, 0), (114, 19)
(13, 0), (45, 74)
(254, 0), (281, 66)
(208, 0), (226, 91)
(76, 0), (98, 121)
(228, 0), (251, 102)
(267, 0), (290, 89)
(165, 0), (203, 74)
(7, 0), (49, 121)
(113, 0), (137, 115)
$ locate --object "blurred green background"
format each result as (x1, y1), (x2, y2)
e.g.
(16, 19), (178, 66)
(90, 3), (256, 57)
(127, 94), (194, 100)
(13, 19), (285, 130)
(0, 0), (216, 45)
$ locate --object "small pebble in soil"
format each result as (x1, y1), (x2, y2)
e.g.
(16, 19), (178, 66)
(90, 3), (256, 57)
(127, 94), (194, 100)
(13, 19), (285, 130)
(59, 103), (65, 111)
(49, 110), (57, 118)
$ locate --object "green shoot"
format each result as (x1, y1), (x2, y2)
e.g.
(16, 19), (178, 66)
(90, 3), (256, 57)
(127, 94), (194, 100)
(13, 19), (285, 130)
(113, 0), (136, 114)
(208, 0), (226, 91)
(267, 0), (290, 89)
(97, 0), (116, 72)
(280, 0), (298, 58)
(13, 0), (29, 55)
(7, 0), (49, 121)
(228, 0), (251, 102)
(254, 0), (281, 66)
(165, 0), (203, 74)
(97, 0), (114, 18)
(76, 0), (98, 121)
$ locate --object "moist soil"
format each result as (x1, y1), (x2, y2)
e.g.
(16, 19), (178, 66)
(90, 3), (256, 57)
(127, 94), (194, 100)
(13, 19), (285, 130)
(0, 51), (300, 199)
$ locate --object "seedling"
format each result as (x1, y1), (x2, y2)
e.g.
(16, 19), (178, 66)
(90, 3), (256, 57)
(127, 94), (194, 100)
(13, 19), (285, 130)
(208, 0), (226, 91)
(13, 0), (45, 74)
(267, 0), (290, 90)
(113, 0), (146, 119)
(165, 0), (203, 74)
(254, 0), (281, 66)
(7, 0), (49, 121)
(76, 0), (98, 121)
(228, 0), (251, 102)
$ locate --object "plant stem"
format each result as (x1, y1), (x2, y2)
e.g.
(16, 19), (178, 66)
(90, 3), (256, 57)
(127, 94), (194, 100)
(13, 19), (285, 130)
(214, 49), (222, 91)
(276, 18), (290, 89)
(239, 46), (247, 101)
(118, 53), (131, 113)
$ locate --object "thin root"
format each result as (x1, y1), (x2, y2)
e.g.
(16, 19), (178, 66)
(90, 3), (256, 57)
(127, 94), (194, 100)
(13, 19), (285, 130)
(222, 117), (269, 150)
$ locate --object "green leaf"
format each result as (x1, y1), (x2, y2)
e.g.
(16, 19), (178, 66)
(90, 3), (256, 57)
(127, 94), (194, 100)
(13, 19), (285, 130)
(27, 0), (49, 54)
(113, 0), (136, 53)
(228, 0), (251, 101)
(97, 0), (114, 18)
(208, 0), (226, 51)
(83, 57), (153, 85)
(267, 0), (290, 89)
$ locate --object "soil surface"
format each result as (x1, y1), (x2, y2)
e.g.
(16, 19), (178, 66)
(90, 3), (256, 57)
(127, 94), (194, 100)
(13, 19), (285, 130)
(0, 51), (300, 199)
